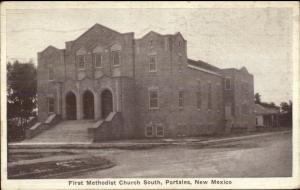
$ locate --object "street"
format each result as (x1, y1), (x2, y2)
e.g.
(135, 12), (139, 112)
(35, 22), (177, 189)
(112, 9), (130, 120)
(70, 132), (292, 178)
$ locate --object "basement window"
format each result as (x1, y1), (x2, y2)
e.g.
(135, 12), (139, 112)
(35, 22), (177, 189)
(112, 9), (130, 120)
(156, 125), (164, 137)
(145, 125), (153, 137)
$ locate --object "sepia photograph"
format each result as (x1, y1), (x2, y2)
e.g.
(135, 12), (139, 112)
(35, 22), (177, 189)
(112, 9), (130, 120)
(1, 1), (299, 189)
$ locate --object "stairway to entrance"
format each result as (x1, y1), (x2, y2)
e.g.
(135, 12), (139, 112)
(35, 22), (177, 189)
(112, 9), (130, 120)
(22, 120), (96, 143)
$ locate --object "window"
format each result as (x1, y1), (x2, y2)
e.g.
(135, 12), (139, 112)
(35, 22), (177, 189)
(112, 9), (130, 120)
(145, 125), (153, 137)
(243, 83), (249, 95)
(196, 81), (201, 109)
(178, 41), (182, 47)
(149, 40), (153, 48)
(136, 44), (140, 54)
(149, 88), (159, 109)
(156, 125), (164, 137)
(208, 83), (212, 109)
(225, 78), (231, 90)
(77, 55), (85, 69)
(178, 90), (184, 108)
(112, 51), (120, 66)
(48, 67), (54, 81)
(217, 87), (221, 111)
(177, 124), (186, 137)
(178, 54), (183, 72)
(164, 38), (169, 51)
(93, 53), (102, 68)
(149, 55), (157, 72)
(48, 97), (55, 113)
(196, 91), (201, 109)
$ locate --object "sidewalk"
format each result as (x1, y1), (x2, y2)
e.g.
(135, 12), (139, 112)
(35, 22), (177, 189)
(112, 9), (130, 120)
(8, 130), (291, 150)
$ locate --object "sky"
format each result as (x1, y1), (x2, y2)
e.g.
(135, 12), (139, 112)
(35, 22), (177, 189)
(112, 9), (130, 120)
(6, 8), (293, 104)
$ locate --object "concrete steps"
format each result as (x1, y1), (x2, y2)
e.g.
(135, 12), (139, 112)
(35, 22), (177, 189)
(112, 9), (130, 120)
(22, 120), (96, 143)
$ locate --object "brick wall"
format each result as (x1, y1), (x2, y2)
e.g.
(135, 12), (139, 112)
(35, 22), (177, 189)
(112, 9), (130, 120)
(134, 31), (225, 137)
(221, 68), (255, 131)
(37, 23), (255, 139)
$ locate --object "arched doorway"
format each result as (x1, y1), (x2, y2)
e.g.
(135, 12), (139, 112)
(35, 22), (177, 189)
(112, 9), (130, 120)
(66, 92), (77, 120)
(83, 90), (94, 119)
(101, 89), (113, 119)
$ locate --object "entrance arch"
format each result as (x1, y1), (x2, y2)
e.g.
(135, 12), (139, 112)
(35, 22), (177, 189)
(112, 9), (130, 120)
(101, 89), (113, 119)
(82, 90), (95, 119)
(66, 92), (77, 120)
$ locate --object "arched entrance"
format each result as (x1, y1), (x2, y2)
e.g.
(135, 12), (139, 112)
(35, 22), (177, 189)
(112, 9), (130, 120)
(101, 89), (113, 119)
(66, 92), (77, 120)
(83, 90), (94, 119)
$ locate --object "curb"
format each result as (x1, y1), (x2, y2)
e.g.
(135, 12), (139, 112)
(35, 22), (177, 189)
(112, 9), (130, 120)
(44, 162), (116, 179)
(9, 162), (116, 179)
(186, 130), (291, 146)
(8, 130), (291, 150)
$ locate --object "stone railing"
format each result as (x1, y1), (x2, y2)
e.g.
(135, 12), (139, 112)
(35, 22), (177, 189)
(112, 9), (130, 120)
(25, 114), (61, 139)
(91, 112), (124, 142)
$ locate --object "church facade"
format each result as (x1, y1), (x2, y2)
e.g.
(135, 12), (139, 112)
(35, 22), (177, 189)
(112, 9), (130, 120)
(37, 24), (255, 140)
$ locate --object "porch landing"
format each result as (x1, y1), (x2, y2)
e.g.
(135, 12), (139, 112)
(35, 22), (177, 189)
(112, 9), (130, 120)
(22, 120), (96, 143)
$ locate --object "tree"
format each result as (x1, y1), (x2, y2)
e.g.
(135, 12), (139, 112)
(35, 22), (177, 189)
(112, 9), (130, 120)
(7, 60), (37, 127)
(254, 93), (261, 104)
(280, 100), (292, 127)
(254, 93), (279, 109)
(280, 101), (292, 113)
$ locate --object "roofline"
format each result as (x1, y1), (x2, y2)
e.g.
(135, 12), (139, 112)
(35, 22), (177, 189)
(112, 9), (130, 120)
(136, 30), (184, 40)
(187, 64), (222, 77)
(73, 23), (122, 42)
(187, 58), (221, 70)
(38, 45), (60, 54)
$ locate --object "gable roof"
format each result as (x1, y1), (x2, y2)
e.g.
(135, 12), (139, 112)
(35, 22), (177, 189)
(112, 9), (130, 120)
(254, 104), (280, 115)
(40, 45), (59, 53)
(188, 59), (221, 73)
(138, 30), (164, 40)
(174, 32), (186, 41)
(74, 23), (121, 42)
(138, 30), (185, 40)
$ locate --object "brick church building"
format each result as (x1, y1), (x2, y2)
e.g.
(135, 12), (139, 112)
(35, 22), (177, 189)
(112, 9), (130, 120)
(37, 24), (255, 141)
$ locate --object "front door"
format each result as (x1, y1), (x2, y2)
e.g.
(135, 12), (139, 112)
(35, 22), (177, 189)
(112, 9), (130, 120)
(83, 90), (94, 119)
(101, 90), (113, 119)
(66, 92), (77, 120)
